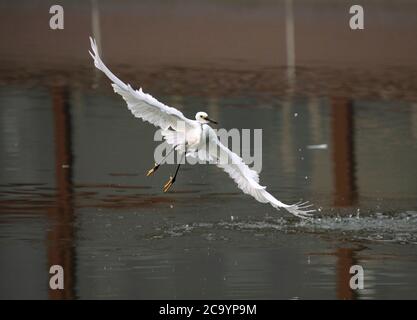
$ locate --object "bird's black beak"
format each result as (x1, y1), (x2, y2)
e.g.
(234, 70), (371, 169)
(206, 117), (218, 125)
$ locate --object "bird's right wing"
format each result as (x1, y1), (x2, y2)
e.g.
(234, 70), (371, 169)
(205, 127), (315, 219)
(89, 37), (194, 131)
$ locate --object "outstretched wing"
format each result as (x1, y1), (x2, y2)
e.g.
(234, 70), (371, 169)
(89, 37), (194, 131)
(205, 127), (315, 219)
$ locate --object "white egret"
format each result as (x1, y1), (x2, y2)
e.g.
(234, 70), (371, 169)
(89, 37), (315, 219)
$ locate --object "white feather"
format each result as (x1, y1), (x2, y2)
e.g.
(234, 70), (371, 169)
(89, 37), (193, 131)
(204, 126), (315, 219)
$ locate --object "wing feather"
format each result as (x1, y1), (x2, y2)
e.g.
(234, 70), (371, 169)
(89, 37), (193, 131)
(205, 127), (315, 219)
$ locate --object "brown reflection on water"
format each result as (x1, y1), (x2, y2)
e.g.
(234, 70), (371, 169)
(310, 246), (366, 300)
(47, 85), (75, 299)
(331, 97), (357, 207)
(336, 247), (358, 300)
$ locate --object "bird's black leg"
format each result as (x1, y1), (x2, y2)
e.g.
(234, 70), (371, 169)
(163, 144), (186, 193)
(146, 144), (178, 176)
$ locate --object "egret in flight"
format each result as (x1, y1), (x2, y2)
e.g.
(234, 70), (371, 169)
(89, 37), (315, 219)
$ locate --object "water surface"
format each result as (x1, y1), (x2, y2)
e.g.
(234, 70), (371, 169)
(1, 0), (417, 300)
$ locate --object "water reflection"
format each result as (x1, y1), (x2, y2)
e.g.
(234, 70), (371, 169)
(335, 247), (359, 300)
(48, 84), (75, 299)
(285, 0), (296, 87)
(331, 97), (357, 207)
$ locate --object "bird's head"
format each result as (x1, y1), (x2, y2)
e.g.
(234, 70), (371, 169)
(195, 111), (217, 125)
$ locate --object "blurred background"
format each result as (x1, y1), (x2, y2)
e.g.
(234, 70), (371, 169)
(0, 0), (417, 299)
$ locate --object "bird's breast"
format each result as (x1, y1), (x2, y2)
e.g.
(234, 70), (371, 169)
(185, 126), (203, 148)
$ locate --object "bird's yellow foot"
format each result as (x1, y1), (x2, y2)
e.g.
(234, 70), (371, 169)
(163, 176), (175, 193)
(146, 163), (159, 177)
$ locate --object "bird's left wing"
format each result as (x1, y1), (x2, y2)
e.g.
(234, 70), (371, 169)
(205, 127), (315, 219)
(89, 37), (194, 131)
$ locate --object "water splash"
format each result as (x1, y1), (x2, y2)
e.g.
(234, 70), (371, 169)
(160, 211), (417, 245)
